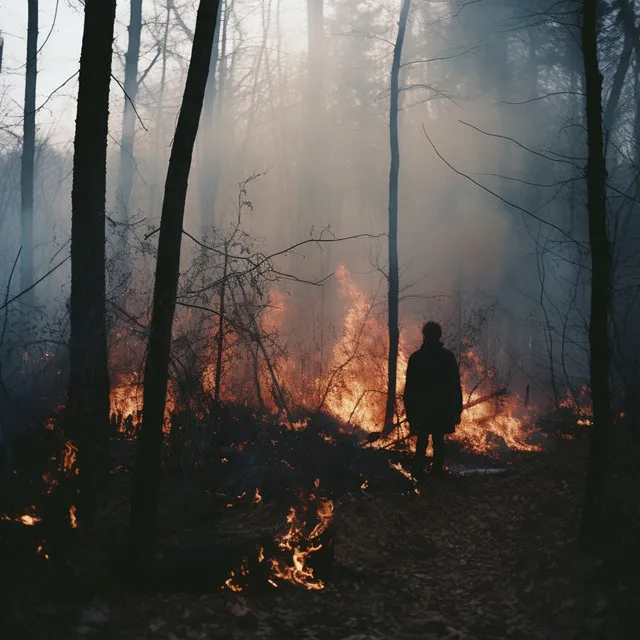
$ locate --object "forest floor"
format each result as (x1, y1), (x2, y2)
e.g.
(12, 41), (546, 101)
(7, 428), (640, 639)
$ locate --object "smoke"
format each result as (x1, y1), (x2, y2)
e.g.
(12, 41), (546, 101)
(0, 0), (604, 411)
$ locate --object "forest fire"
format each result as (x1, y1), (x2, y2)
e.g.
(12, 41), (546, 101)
(2, 0), (636, 632)
(279, 267), (539, 455)
(221, 493), (335, 593)
(109, 371), (177, 433)
(104, 267), (539, 457)
(560, 385), (593, 426)
(270, 496), (334, 591)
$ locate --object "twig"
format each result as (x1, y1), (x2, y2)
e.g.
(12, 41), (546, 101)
(421, 124), (580, 245)
(0, 255), (69, 312)
(110, 73), (149, 132)
(0, 249), (21, 402)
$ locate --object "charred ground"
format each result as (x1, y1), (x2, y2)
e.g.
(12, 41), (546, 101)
(2, 407), (638, 640)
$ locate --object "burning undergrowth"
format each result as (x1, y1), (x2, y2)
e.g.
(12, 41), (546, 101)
(145, 480), (336, 595)
(2, 262), (547, 599)
(107, 266), (541, 458)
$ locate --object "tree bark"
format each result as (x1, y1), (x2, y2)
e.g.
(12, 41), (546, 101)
(130, 0), (221, 565)
(602, 27), (631, 138)
(213, 246), (228, 405)
(116, 0), (143, 223)
(580, 0), (614, 544)
(383, 0), (411, 433)
(67, 0), (116, 523)
(198, 3), (223, 236)
(21, 0), (38, 301)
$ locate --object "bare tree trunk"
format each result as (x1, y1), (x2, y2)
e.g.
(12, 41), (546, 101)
(67, 0), (116, 523)
(213, 247), (228, 405)
(198, 4), (223, 236)
(303, 1), (330, 373)
(21, 0), (38, 301)
(635, 58), (640, 169)
(383, 0), (411, 433)
(116, 0), (143, 223)
(202, 0), (230, 226)
(536, 238), (560, 409)
(580, 0), (614, 544)
(130, 0), (221, 564)
(150, 0), (171, 215)
(603, 28), (631, 139)
(252, 343), (264, 409)
(238, 284), (289, 418)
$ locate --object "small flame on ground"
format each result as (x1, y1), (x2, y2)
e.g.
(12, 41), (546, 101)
(224, 490), (335, 592)
(62, 441), (78, 474)
(270, 497), (334, 591)
(560, 384), (593, 426)
(287, 418), (309, 431)
(70, 505), (78, 528)
(19, 513), (41, 526)
(389, 461), (412, 480)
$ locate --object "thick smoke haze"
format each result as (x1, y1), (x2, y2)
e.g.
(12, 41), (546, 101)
(2, 0), (634, 419)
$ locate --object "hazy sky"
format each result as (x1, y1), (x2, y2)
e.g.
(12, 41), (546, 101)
(2, 0), (84, 141)
(0, 0), (307, 142)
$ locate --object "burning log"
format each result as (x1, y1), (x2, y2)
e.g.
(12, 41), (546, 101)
(367, 387), (508, 445)
(461, 388), (507, 412)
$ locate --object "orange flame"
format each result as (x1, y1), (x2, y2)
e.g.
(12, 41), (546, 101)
(267, 267), (539, 455)
(19, 512), (41, 526)
(560, 384), (593, 426)
(62, 441), (78, 474)
(109, 371), (177, 433)
(270, 497), (334, 591)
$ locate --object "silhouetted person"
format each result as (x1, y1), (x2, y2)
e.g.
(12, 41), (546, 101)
(404, 321), (463, 479)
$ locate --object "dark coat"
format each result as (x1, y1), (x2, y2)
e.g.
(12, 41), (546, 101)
(403, 340), (463, 435)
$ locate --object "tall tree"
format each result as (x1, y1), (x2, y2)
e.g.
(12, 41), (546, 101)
(131, 0), (221, 564)
(21, 0), (38, 301)
(580, 0), (614, 543)
(116, 0), (143, 223)
(305, 0), (330, 369)
(198, 2), (223, 236)
(67, 0), (117, 522)
(383, 0), (411, 433)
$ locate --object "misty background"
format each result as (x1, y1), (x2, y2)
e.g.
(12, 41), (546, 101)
(1, 0), (637, 420)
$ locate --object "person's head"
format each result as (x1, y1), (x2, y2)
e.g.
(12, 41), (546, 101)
(422, 321), (442, 344)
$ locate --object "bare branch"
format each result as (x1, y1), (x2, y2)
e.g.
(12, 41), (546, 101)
(422, 124), (581, 245)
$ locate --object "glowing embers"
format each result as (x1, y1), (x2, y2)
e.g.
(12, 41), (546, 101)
(560, 384), (593, 426)
(222, 488), (335, 592)
(270, 496), (334, 591)
(69, 505), (78, 528)
(62, 440), (78, 474)
(1, 505), (42, 526)
(225, 555), (253, 592)
(388, 460), (412, 480)
(19, 513), (41, 526)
